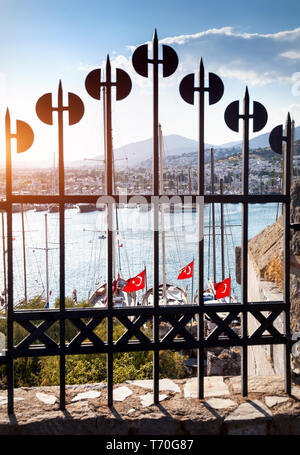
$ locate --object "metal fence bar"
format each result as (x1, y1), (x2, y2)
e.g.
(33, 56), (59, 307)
(5, 111), (14, 415)
(57, 83), (66, 411)
(152, 31), (160, 406)
(6, 194), (289, 205)
(197, 61), (205, 399)
(241, 88), (249, 397)
(284, 114), (291, 395)
(105, 63), (114, 408)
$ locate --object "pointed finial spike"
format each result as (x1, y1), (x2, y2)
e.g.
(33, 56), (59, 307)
(153, 28), (158, 42)
(58, 80), (63, 95)
(245, 86), (249, 99)
(199, 58), (204, 76)
(5, 107), (11, 126)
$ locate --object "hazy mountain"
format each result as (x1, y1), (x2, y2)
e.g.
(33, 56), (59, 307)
(57, 125), (300, 168)
(65, 134), (202, 168)
(218, 125), (300, 150)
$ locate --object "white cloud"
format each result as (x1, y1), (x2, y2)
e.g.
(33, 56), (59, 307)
(217, 66), (292, 87)
(280, 50), (300, 60)
(288, 104), (300, 123)
(155, 26), (300, 46)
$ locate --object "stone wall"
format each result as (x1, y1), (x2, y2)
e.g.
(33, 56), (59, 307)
(0, 377), (300, 435)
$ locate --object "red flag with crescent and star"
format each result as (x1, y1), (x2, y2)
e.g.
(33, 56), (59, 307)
(214, 277), (231, 299)
(177, 260), (194, 280)
(123, 269), (146, 293)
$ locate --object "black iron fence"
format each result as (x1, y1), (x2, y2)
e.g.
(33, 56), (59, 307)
(0, 30), (293, 414)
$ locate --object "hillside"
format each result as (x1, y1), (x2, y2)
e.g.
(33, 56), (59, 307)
(65, 126), (300, 169)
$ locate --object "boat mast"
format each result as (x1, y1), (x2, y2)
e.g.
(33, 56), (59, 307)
(220, 178), (225, 281)
(21, 204), (27, 303)
(159, 124), (167, 304)
(45, 213), (49, 307)
(210, 148), (216, 284)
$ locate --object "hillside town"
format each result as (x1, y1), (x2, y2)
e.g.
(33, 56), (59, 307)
(0, 147), (290, 199)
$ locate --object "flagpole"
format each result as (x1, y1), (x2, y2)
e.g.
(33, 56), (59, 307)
(191, 257), (194, 304)
(144, 264), (147, 294)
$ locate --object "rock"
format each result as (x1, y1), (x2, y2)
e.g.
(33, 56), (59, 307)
(71, 390), (101, 402)
(225, 400), (272, 421)
(207, 349), (241, 376)
(206, 398), (237, 410)
(265, 396), (289, 408)
(127, 379), (153, 389)
(113, 386), (132, 402)
(36, 392), (57, 405)
(158, 379), (180, 393)
(0, 397), (24, 406)
(224, 400), (272, 435)
(184, 376), (230, 398)
(140, 393), (168, 407)
(127, 378), (180, 393)
(291, 386), (300, 399)
(228, 376), (285, 394)
(291, 351), (300, 376)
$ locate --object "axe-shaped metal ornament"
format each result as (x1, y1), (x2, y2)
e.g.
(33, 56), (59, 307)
(179, 58), (224, 106)
(179, 58), (224, 195)
(85, 55), (132, 195)
(36, 81), (84, 195)
(269, 113), (292, 196)
(5, 109), (34, 154)
(132, 29), (178, 194)
(225, 86), (268, 134)
(224, 87), (268, 193)
(269, 113), (292, 156)
(5, 109), (34, 196)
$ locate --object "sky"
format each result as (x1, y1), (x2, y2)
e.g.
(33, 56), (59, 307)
(0, 0), (300, 166)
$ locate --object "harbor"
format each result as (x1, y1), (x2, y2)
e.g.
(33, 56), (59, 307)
(0, 202), (278, 307)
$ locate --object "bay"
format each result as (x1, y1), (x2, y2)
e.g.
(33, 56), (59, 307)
(0, 203), (280, 306)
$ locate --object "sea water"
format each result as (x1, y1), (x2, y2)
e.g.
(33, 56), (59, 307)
(0, 203), (280, 305)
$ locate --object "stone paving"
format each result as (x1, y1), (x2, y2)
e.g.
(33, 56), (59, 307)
(0, 376), (299, 435)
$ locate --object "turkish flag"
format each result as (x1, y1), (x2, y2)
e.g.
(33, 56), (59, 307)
(214, 277), (231, 299)
(123, 269), (146, 292)
(178, 260), (194, 280)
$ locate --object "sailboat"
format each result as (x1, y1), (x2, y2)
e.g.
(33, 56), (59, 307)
(88, 276), (137, 307)
(192, 149), (239, 336)
(142, 124), (189, 306)
(141, 284), (188, 305)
